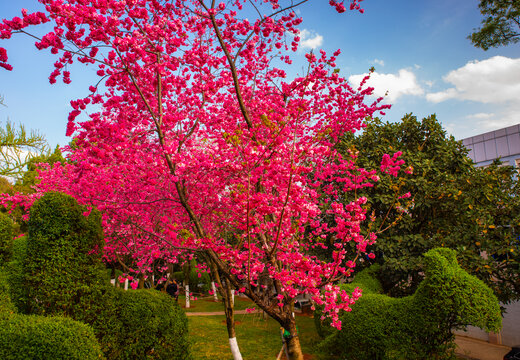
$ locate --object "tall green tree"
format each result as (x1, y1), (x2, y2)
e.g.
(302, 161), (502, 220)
(0, 121), (49, 181)
(469, 0), (520, 50)
(338, 114), (520, 303)
(17, 146), (65, 190)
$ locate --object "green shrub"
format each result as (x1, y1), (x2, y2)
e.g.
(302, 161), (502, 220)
(0, 268), (16, 320)
(5, 236), (28, 313)
(25, 192), (107, 316)
(108, 288), (190, 360)
(339, 263), (383, 295)
(317, 248), (502, 360)
(0, 212), (14, 264)
(81, 287), (190, 360)
(0, 314), (104, 360)
(21, 192), (192, 360)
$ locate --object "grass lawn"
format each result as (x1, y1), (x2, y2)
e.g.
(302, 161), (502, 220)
(183, 294), (321, 359)
(188, 312), (321, 360)
(183, 295), (470, 360)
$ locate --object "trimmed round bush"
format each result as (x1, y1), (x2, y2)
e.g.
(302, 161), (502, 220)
(316, 249), (501, 360)
(0, 315), (104, 360)
(85, 287), (191, 360)
(112, 288), (190, 360)
(25, 192), (107, 316)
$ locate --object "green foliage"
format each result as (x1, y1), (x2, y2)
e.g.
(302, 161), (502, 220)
(338, 114), (520, 302)
(317, 248), (501, 360)
(0, 120), (49, 181)
(0, 268), (16, 319)
(0, 315), (104, 360)
(469, 0), (520, 50)
(314, 264), (383, 339)
(20, 192), (191, 360)
(25, 192), (106, 316)
(0, 212), (14, 264)
(173, 267), (211, 294)
(1, 264), (103, 360)
(81, 287), (191, 360)
(340, 264), (383, 295)
(18, 146), (65, 190)
(103, 288), (191, 360)
(5, 236), (28, 313)
(419, 248), (502, 333)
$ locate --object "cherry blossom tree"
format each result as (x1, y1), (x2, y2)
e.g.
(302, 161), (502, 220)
(1, 1), (407, 359)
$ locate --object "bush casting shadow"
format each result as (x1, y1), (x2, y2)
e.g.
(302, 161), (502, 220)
(316, 248), (502, 360)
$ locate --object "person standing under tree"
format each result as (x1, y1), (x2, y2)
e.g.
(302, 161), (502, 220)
(166, 278), (179, 301)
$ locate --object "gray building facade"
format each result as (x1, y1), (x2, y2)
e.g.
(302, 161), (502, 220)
(459, 125), (520, 347)
(462, 124), (520, 168)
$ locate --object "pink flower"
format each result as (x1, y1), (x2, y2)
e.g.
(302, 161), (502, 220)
(398, 192), (411, 199)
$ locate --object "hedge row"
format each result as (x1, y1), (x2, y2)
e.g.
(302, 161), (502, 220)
(1, 266), (103, 359)
(0, 315), (104, 360)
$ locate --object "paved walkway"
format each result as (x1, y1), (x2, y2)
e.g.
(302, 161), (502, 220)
(185, 310), (260, 316)
(455, 335), (511, 360)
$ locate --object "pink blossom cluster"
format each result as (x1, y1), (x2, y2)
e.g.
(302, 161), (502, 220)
(329, 0), (364, 14)
(0, 8), (48, 70)
(0, 0), (408, 330)
(380, 151), (406, 177)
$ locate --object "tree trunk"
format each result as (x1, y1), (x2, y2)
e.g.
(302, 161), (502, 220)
(222, 281), (243, 360)
(208, 262), (243, 360)
(185, 284), (190, 308)
(211, 281), (218, 301)
(284, 316), (304, 360)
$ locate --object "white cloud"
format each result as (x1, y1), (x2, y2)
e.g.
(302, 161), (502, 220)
(471, 107), (520, 131)
(465, 112), (496, 120)
(426, 56), (520, 103)
(348, 69), (424, 102)
(427, 88), (458, 103)
(299, 29), (323, 49)
(373, 59), (385, 67)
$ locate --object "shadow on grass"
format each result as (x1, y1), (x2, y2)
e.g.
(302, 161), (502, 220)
(188, 312), (321, 360)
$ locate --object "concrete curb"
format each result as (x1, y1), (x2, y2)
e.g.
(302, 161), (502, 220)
(455, 335), (511, 360)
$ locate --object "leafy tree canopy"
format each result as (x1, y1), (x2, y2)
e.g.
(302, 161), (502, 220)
(18, 145), (65, 190)
(338, 114), (520, 303)
(469, 0), (520, 50)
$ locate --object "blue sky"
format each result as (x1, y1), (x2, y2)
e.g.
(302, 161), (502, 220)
(1, 0), (520, 148)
